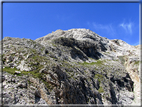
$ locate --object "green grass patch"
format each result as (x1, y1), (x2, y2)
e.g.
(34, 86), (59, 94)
(98, 86), (104, 93)
(134, 61), (140, 65)
(3, 67), (21, 76)
(118, 56), (125, 65)
(94, 73), (104, 84)
(22, 70), (43, 78)
(94, 73), (103, 78)
(94, 73), (104, 93)
(3, 67), (43, 79)
(3, 67), (53, 90)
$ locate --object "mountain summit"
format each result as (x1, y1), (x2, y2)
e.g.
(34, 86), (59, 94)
(1, 29), (141, 105)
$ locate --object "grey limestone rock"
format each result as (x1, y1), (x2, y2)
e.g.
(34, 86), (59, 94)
(1, 28), (140, 106)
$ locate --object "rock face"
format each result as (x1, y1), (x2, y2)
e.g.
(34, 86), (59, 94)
(0, 29), (141, 106)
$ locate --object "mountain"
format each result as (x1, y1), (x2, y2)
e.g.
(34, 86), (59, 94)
(0, 29), (141, 106)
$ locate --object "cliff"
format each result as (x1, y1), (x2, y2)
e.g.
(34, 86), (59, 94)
(0, 29), (141, 106)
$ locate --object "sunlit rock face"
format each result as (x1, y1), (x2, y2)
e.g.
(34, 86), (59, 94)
(1, 28), (141, 106)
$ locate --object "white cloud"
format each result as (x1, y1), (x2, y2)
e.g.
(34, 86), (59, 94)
(119, 22), (133, 35)
(87, 21), (136, 38)
(90, 22), (116, 36)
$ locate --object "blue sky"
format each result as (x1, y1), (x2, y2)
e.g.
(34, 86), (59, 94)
(3, 2), (140, 45)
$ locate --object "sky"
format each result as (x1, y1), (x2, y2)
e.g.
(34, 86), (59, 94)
(3, 2), (140, 46)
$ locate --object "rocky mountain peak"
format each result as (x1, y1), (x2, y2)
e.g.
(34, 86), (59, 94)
(1, 28), (141, 106)
(35, 29), (139, 58)
(35, 28), (103, 44)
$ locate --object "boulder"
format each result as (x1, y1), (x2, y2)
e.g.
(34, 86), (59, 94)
(15, 71), (21, 74)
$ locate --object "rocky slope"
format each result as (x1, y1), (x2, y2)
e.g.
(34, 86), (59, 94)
(0, 29), (141, 106)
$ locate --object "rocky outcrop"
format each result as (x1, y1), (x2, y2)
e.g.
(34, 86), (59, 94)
(2, 72), (48, 105)
(124, 56), (141, 105)
(0, 28), (141, 106)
